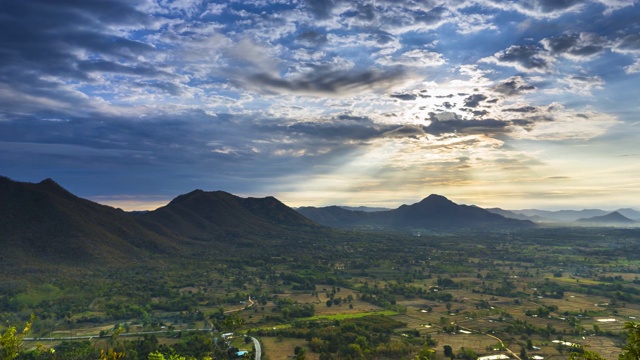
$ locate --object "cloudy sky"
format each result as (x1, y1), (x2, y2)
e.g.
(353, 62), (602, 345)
(1, 0), (639, 210)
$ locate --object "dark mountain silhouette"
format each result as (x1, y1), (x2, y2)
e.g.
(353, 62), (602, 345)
(0, 176), (177, 266)
(296, 206), (373, 228)
(297, 194), (534, 230)
(136, 189), (319, 242)
(0, 177), (321, 267)
(576, 211), (638, 225)
(386, 195), (534, 229)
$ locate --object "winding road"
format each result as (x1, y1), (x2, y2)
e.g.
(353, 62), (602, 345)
(251, 336), (261, 360)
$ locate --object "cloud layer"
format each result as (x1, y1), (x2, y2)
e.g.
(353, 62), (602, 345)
(0, 0), (639, 210)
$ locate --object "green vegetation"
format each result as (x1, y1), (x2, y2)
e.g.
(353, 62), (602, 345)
(2, 227), (640, 359)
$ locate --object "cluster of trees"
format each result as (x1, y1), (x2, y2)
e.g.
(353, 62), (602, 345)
(524, 305), (558, 318)
(358, 282), (450, 310)
(274, 298), (315, 318)
(252, 315), (429, 359)
(0, 318), (248, 360)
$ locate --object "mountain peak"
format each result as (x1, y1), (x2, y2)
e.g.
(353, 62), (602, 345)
(577, 211), (637, 224)
(35, 178), (77, 199)
(422, 194), (452, 202)
(412, 194), (456, 208)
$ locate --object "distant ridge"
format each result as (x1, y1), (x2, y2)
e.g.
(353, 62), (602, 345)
(511, 209), (608, 222)
(617, 208), (640, 221)
(339, 206), (390, 212)
(297, 194), (535, 231)
(576, 211), (638, 225)
(486, 207), (546, 222)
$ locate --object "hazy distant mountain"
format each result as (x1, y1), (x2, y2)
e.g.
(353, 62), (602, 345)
(576, 211), (638, 225)
(616, 208), (640, 221)
(485, 208), (547, 222)
(339, 206), (390, 212)
(0, 176), (176, 265)
(513, 209), (608, 222)
(298, 194), (534, 230)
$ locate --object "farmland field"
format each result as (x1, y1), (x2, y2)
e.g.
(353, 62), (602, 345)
(3, 226), (640, 359)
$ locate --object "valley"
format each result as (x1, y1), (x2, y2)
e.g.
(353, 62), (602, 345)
(1, 178), (640, 359)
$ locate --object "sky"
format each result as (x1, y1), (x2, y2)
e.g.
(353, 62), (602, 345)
(1, 0), (639, 211)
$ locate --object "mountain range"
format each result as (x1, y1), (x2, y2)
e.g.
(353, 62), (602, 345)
(0, 176), (318, 267)
(297, 194), (535, 230)
(2, 176), (638, 268)
(485, 208), (640, 223)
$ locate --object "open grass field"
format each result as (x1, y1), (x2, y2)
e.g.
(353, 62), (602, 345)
(260, 336), (320, 360)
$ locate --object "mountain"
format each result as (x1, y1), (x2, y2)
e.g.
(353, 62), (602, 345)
(0, 177), (320, 267)
(485, 208), (547, 222)
(616, 208), (640, 221)
(513, 209), (608, 222)
(339, 206), (390, 212)
(136, 189), (319, 243)
(576, 211), (638, 225)
(0, 176), (177, 266)
(386, 195), (534, 229)
(296, 206), (373, 228)
(297, 194), (534, 230)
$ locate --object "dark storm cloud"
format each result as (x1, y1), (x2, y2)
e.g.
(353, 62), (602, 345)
(493, 76), (537, 96)
(245, 67), (407, 95)
(0, 0), (160, 112)
(490, 45), (550, 72)
(463, 94), (488, 108)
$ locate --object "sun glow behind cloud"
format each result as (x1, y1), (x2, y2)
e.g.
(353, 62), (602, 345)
(0, 0), (639, 210)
